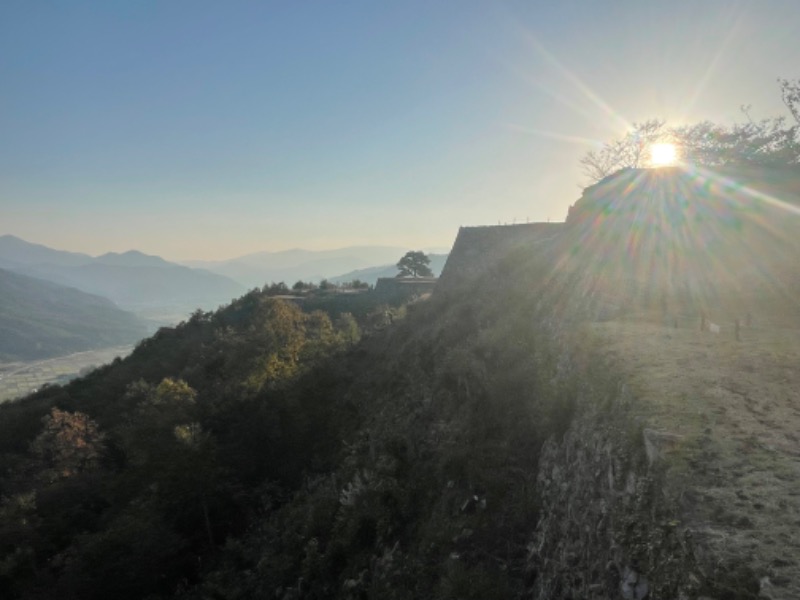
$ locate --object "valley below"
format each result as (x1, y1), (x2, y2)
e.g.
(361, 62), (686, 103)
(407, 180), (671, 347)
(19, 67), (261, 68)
(0, 345), (133, 403)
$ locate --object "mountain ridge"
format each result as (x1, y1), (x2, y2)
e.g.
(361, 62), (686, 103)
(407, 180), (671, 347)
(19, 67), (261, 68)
(0, 268), (147, 361)
(94, 250), (173, 268)
(0, 234), (94, 268)
(0, 235), (245, 312)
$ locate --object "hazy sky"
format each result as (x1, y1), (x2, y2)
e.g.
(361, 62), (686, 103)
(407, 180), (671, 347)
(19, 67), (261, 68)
(2, 1), (798, 261)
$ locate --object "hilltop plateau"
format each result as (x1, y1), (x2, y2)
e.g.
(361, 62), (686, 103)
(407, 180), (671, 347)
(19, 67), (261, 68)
(1, 165), (799, 599)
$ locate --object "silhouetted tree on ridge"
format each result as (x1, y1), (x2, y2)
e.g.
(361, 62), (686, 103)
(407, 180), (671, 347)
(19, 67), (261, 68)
(396, 251), (433, 278)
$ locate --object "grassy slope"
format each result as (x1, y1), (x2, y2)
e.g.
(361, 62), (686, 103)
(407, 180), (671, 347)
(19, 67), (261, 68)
(556, 166), (800, 598)
(595, 313), (800, 598)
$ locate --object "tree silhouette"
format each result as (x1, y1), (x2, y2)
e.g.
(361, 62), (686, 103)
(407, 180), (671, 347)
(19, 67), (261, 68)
(580, 80), (800, 183)
(779, 77), (800, 124)
(580, 119), (666, 182)
(396, 251), (433, 278)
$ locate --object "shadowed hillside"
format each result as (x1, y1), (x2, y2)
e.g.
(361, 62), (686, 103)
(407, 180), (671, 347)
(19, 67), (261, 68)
(0, 269), (147, 361)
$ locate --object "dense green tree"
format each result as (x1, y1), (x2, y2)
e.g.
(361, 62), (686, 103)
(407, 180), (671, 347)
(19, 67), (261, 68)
(264, 281), (289, 295)
(396, 251), (433, 278)
(335, 312), (361, 345)
(292, 280), (316, 291)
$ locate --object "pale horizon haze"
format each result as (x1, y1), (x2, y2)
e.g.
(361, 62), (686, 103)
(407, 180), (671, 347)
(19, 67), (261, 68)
(2, 1), (799, 261)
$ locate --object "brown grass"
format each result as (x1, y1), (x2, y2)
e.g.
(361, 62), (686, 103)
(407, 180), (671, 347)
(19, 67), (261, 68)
(592, 314), (800, 598)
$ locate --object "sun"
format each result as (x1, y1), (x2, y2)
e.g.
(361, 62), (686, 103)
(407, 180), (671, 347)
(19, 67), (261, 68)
(650, 142), (678, 167)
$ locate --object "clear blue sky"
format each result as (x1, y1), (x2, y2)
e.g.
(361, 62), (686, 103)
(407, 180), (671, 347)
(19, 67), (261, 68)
(2, 0), (798, 260)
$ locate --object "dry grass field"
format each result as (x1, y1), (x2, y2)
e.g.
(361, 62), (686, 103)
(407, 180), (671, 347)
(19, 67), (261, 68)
(593, 312), (800, 599)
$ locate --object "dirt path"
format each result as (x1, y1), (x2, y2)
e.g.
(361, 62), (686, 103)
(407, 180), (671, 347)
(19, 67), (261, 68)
(594, 319), (800, 599)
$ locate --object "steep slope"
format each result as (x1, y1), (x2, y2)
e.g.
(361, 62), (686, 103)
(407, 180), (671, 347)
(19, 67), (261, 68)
(0, 253), (579, 600)
(580, 318), (800, 599)
(527, 164), (800, 599)
(0, 269), (147, 361)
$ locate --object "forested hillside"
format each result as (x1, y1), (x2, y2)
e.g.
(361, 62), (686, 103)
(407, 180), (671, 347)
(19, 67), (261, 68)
(0, 241), (578, 599)
(0, 269), (147, 361)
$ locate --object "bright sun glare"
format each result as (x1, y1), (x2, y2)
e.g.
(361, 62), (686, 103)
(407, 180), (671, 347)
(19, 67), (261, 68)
(650, 143), (678, 167)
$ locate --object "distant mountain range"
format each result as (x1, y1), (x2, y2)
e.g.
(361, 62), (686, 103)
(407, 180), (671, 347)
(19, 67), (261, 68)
(0, 268), (147, 361)
(185, 246), (449, 288)
(94, 250), (174, 268)
(0, 235), (245, 312)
